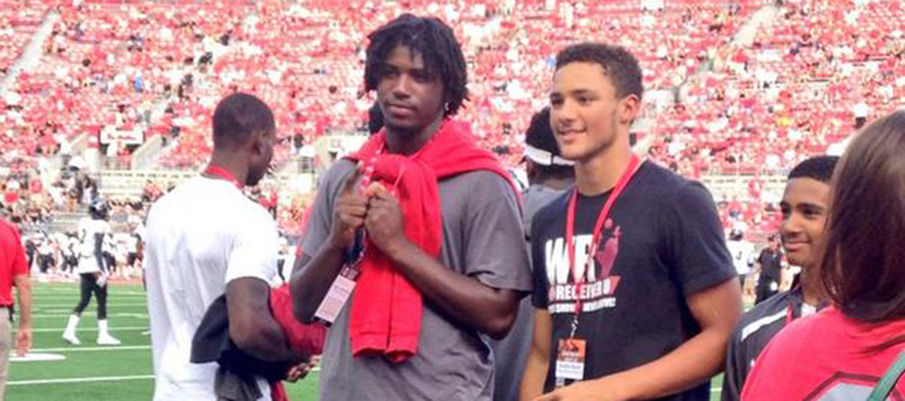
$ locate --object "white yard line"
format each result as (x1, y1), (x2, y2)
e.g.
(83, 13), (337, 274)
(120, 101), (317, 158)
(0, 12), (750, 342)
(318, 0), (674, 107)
(33, 293), (146, 297)
(28, 345), (151, 353)
(33, 290), (143, 292)
(32, 294), (147, 297)
(33, 306), (145, 310)
(31, 290), (145, 295)
(28, 326), (149, 333)
(33, 297), (146, 300)
(33, 309), (86, 314)
(7, 375), (154, 386)
(31, 313), (148, 319)
(34, 304), (149, 308)
(8, 367), (324, 386)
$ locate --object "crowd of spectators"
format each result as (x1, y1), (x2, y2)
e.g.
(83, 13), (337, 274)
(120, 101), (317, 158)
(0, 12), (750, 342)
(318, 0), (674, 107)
(2, 0), (903, 242)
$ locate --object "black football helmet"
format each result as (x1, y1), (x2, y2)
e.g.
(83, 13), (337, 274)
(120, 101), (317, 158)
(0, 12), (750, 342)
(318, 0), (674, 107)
(88, 198), (110, 220)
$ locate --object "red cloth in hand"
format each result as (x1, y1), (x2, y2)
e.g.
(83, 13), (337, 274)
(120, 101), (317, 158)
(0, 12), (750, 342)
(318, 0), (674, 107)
(345, 119), (516, 363)
(270, 284), (325, 356)
(271, 382), (288, 401)
(269, 284), (325, 401)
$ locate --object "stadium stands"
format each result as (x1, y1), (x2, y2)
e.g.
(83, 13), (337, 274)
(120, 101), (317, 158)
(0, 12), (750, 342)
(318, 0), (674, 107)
(3, 0), (904, 239)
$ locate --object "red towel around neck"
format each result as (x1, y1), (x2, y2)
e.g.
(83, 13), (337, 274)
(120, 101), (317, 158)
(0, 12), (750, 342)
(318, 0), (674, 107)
(345, 119), (515, 363)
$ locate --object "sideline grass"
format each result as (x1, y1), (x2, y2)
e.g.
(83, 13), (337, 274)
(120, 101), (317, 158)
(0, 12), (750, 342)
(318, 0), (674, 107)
(8, 282), (320, 401)
(9, 282), (723, 400)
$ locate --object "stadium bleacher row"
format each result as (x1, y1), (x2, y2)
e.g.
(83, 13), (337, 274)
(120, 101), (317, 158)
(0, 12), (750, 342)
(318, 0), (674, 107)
(2, 0), (904, 237)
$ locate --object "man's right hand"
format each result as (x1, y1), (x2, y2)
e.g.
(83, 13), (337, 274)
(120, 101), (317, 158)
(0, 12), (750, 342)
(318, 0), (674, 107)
(16, 327), (31, 357)
(97, 272), (109, 288)
(329, 165), (367, 248)
(286, 357), (318, 382)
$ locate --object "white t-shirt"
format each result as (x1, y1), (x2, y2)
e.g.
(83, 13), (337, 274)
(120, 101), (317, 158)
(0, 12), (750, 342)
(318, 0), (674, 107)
(77, 218), (112, 274)
(125, 233), (139, 254)
(727, 239), (755, 275)
(144, 177), (278, 401)
(38, 240), (53, 256)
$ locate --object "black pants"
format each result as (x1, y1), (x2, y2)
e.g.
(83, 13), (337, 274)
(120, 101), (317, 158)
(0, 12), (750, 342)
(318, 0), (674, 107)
(73, 273), (107, 320)
(755, 281), (778, 305)
(62, 256), (78, 273)
(127, 252), (140, 268)
(104, 253), (116, 274)
(38, 255), (54, 273)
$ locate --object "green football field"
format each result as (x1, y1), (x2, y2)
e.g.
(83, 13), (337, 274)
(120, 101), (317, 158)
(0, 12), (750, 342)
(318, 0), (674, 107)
(9, 282), (724, 401)
(8, 282), (320, 401)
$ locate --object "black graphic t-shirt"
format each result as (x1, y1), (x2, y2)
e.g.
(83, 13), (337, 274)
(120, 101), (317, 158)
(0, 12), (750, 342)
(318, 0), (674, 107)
(531, 162), (736, 399)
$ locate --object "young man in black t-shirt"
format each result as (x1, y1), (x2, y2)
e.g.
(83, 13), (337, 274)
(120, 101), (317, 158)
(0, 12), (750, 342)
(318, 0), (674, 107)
(519, 42), (742, 401)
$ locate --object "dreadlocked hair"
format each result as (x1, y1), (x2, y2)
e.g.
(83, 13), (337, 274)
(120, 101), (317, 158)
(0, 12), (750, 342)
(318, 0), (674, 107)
(364, 14), (468, 116)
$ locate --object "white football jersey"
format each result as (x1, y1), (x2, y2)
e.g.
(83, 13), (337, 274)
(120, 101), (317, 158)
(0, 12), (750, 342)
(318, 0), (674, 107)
(77, 217), (112, 274)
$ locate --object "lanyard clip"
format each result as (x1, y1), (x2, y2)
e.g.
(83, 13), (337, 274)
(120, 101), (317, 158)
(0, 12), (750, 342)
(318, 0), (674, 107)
(569, 313), (579, 338)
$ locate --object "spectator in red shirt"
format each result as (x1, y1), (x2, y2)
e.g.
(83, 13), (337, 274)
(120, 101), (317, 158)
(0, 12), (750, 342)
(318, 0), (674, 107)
(0, 217), (32, 400)
(2, 182), (19, 207)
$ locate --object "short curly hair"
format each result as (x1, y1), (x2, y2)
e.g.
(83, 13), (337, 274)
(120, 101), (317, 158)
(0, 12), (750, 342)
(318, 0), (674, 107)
(555, 42), (644, 100)
(788, 155), (839, 183)
(364, 14), (468, 116)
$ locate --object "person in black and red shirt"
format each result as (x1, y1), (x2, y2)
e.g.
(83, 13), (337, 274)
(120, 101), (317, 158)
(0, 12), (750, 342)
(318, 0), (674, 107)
(741, 112), (905, 401)
(519, 42), (741, 401)
(721, 156), (838, 401)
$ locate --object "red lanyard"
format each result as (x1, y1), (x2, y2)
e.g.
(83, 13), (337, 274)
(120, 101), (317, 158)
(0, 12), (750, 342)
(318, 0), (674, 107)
(204, 165), (243, 189)
(565, 154), (642, 320)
